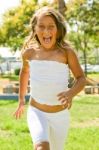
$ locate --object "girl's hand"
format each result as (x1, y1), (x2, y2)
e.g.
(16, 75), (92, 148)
(57, 90), (73, 109)
(13, 101), (25, 119)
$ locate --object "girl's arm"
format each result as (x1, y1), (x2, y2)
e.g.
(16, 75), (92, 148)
(19, 54), (30, 104)
(14, 50), (30, 119)
(67, 48), (86, 96)
(57, 48), (86, 109)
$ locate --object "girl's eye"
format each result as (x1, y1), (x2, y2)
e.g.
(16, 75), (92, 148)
(49, 25), (54, 29)
(38, 25), (45, 29)
(37, 25), (56, 30)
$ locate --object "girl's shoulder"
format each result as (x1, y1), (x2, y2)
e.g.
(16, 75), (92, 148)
(63, 42), (76, 56)
(61, 42), (77, 64)
(21, 47), (35, 60)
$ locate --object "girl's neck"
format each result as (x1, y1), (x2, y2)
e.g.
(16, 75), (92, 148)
(39, 44), (58, 52)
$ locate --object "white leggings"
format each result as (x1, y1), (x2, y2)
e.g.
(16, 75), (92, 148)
(27, 106), (70, 150)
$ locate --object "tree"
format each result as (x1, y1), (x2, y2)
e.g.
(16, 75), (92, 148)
(51, 0), (67, 16)
(0, 1), (38, 51)
(66, 0), (99, 76)
(57, 0), (67, 16)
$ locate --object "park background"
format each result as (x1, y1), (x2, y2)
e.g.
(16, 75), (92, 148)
(0, 0), (99, 150)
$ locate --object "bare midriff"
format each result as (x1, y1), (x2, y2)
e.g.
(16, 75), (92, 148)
(29, 98), (67, 113)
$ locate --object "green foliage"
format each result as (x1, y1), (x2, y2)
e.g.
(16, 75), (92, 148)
(14, 68), (20, 75)
(65, 0), (99, 74)
(66, 0), (99, 50)
(0, 1), (39, 51)
(0, 74), (19, 81)
(0, 0), (99, 59)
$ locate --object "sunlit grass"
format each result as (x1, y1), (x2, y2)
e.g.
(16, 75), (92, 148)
(87, 73), (99, 81)
(0, 95), (99, 150)
(0, 74), (19, 81)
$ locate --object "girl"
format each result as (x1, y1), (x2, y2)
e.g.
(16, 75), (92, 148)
(14, 7), (86, 150)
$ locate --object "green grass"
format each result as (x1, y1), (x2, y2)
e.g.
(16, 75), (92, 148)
(66, 127), (99, 150)
(0, 74), (19, 81)
(87, 73), (99, 81)
(65, 95), (99, 150)
(0, 95), (99, 150)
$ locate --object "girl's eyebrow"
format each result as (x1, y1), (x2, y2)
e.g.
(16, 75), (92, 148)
(38, 23), (56, 25)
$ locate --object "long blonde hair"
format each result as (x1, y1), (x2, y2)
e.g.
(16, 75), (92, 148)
(23, 7), (70, 50)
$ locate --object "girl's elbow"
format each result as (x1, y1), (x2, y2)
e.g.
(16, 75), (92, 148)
(77, 76), (86, 86)
(81, 76), (87, 86)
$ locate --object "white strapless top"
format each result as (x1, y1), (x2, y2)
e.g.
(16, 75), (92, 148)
(29, 60), (69, 105)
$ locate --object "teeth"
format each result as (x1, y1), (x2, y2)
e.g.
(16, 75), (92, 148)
(44, 37), (51, 43)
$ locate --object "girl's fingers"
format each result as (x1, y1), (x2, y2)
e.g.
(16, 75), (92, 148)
(14, 111), (20, 119)
(57, 91), (69, 100)
(16, 111), (22, 119)
(67, 102), (72, 109)
(58, 96), (69, 103)
(57, 91), (73, 109)
(13, 106), (24, 119)
(57, 92), (64, 97)
(61, 98), (72, 109)
(58, 94), (68, 101)
(62, 100), (68, 105)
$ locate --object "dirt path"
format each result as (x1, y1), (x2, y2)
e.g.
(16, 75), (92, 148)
(0, 79), (10, 93)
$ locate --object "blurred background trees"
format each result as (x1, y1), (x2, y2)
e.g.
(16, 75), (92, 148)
(66, 0), (99, 75)
(0, 0), (38, 50)
(0, 0), (99, 75)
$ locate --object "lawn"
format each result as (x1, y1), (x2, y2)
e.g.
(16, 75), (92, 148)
(0, 95), (99, 150)
(0, 74), (19, 81)
(87, 73), (99, 82)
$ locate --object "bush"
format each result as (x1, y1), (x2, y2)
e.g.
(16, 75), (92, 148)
(14, 68), (20, 75)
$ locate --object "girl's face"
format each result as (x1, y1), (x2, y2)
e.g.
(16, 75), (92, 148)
(35, 14), (58, 50)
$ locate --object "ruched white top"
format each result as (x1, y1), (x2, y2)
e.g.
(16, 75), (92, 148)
(29, 60), (69, 105)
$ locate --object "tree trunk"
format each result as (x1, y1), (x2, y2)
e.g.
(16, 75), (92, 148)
(53, 0), (67, 16)
(58, 0), (67, 16)
(83, 34), (88, 77)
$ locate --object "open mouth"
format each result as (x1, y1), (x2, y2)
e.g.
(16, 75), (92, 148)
(43, 37), (52, 44)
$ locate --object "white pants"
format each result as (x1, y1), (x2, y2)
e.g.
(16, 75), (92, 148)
(27, 106), (70, 150)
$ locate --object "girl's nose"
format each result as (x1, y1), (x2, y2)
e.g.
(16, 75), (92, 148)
(43, 27), (50, 34)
